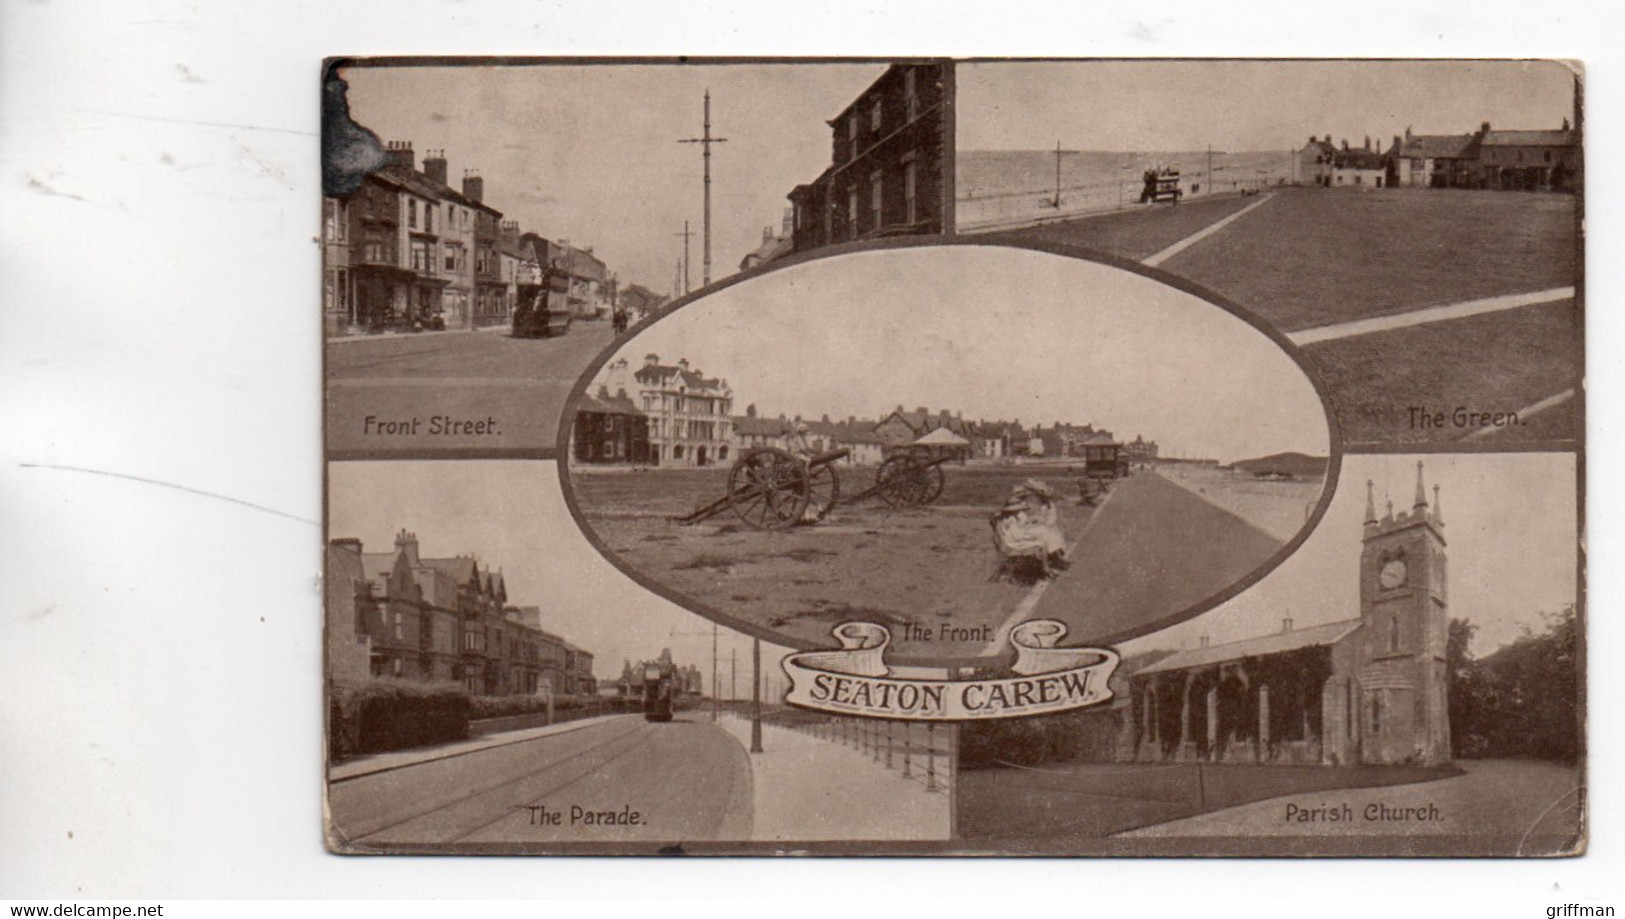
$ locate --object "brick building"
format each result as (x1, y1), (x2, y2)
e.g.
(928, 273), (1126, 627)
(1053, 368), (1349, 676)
(787, 62), (954, 255)
(599, 354), (734, 466)
(325, 531), (597, 697)
(572, 385), (651, 464)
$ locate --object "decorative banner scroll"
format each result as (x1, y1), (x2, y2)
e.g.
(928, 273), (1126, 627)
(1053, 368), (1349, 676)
(782, 620), (1119, 721)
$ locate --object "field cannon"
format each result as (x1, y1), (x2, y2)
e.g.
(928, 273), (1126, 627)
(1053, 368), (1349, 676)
(671, 445), (951, 531)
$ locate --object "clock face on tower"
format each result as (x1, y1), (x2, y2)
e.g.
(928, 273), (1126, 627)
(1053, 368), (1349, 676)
(1379, 559), (1408, 590)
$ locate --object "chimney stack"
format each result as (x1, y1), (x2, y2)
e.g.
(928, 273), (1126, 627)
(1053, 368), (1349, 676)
(1282, 617), (1294, 633)
(423, 149), (448, 186)
(394, 529), (420, 567)
(1199, 636), (1210, 648)
(384, 140), (415, 171)
(462, 171), (484, 203)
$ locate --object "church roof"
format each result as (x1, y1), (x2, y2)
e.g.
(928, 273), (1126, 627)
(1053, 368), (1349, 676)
(1133, 619), (1363, 677)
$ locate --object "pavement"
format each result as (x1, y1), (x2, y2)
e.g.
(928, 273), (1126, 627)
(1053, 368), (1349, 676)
(1117, 759), (1582, 847)
(328, 712), (625, 782)
(325, 320), (616, 456)
(716, 712), (952, 842)
(1028, 469), (1285, 646)
(327, 713), (753, 847)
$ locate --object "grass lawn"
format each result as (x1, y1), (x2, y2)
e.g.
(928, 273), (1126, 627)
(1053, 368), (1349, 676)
(1158, 187), (1576, 332)
(1302, 300), (1579, 445)
(990, 192), (1267, 262)
(569, 463), (1101, 659)
(957, 760), (1460, 843)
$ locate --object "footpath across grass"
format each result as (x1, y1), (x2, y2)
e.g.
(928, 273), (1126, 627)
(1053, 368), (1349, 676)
(992, 192), (1268, 262)
(1158, 186), (1576, 332)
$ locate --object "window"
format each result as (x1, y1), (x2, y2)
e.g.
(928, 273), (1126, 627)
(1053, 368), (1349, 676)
(848, 114), (858, 144)
(324, 269), (335, 311)
(444, 242), (458, 272)
(848, 189), (860, 239)
(870, 171), (883, 228)
(1390, 615), (1400, 653)
(903, 69), (918, 121)
(411, 240), (433, 273)
(904, 160), (918, 224)
(870, 99), (882, 133)
(336, 268), (349, 315)
(324, 200), (347, 242)
(408, 199), (417, 229)
(425, 204), (434, 233)
(1369, 692), (1383, 735)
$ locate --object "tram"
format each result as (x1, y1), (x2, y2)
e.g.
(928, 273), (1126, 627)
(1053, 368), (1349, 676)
(642, 662), (677, 723)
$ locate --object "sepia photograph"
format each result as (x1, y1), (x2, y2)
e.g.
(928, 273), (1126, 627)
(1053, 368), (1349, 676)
(324, 460), (952, 852)
(321, 59), (953, 457)
(562, 242), (1333, 663)
(955, 60), (1580, 448)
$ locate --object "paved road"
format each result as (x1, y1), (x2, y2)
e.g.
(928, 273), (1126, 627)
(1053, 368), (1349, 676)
(1032, 470), (1284, 646)
(325, 323), (617, 456)
(328, 715), (753, 847)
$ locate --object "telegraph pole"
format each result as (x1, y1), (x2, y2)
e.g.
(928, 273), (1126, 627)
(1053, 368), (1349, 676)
(673, 221), (693, 294)
(678, 90), (728, 288)
(730, 647), (737, 703)
(1053, 140), (1064, 209)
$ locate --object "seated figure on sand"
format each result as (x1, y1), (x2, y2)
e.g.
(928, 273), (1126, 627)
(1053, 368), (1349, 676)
(992, 479), (1070, 579)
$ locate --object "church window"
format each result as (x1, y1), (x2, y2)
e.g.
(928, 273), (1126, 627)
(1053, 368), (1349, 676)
(1347, 681), (1355, 739)
(1369, 692), (1383, 735)
(1390, 615), (1401, 653)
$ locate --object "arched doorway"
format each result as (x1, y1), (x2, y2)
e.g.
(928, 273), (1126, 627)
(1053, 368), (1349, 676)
(696, 446), (708, 466)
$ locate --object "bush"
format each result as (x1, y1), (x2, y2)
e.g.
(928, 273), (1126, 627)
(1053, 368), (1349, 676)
(329, 678), (470, 758)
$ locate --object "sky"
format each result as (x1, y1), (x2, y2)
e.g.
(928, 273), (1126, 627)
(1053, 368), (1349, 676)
(339, 62), (886, 295)
(594, 245), (1329, 464)
(1121, 453), (1579, 659)
(328, 460), (791, 689)
(958, 60), (1578, 152)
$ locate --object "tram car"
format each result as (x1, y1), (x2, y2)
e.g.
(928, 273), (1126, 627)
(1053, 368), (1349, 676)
(1082, 440), (1129, 480)
(512, 266), (573, 338)
(642, 662), (677, 723)
(1139, 167), (1183, 204)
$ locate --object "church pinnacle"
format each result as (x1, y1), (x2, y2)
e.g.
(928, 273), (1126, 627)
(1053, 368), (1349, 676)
(1413, 460), (1428, 510)
(1364, 479), (1378, 525)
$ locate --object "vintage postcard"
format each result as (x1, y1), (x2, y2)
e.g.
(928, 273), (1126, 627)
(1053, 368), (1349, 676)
(321, 58), (1583, 855)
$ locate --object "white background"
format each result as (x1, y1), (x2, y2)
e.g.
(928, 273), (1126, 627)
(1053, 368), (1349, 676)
(0, 0), (1618, 909)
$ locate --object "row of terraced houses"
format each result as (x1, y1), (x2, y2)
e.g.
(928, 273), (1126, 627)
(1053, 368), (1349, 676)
(325, 530), (597, 697)
(571, 356), (1157, 467)
(1292, 120), (1579, 191)
(321, 142), (667, 337)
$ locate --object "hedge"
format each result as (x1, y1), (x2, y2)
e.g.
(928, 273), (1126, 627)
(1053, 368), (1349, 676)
(329, 678), (471, 759)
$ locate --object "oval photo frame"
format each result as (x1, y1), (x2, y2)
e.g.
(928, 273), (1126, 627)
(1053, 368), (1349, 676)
(557, 237), (1342, 668)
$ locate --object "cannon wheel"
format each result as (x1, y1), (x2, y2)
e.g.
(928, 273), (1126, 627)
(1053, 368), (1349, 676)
(875, 454), (946, 508)
(729, 447), (810, 530)
(805, 462), (841, 522)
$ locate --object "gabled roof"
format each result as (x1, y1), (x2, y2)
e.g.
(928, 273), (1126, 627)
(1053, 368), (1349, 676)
(422, 556), (477, 585)
(580, 388), (644, 416)
(1396, 134), (1478, 159)
(1481, 129), (1577, 147)
(1331, 150), (1386, 170)
(634, 363), (726, 391)
(913, 426), (970, 446)
(1134, 619), (1363, 677)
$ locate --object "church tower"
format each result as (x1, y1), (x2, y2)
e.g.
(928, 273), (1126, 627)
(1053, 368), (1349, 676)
(1356, 461), (1451, 764)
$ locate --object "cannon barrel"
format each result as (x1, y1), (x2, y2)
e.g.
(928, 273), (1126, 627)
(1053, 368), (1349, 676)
(807, 448), (852, 468)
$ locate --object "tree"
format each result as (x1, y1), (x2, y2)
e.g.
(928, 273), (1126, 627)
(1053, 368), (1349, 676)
(1450, 607), (1580, 763)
